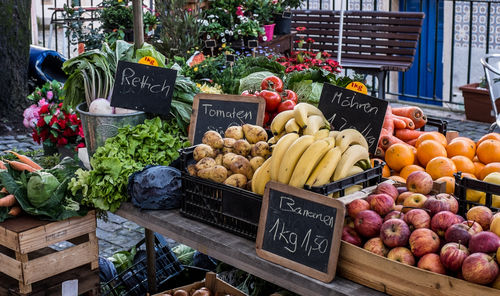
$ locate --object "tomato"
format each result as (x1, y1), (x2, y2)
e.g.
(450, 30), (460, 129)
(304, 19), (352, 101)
(282, 90), (298, 104)
(241, 90), (256, 96)
(260, 90), (281, 112)
(263, 112), (270, 125)
(277, 99), (297, 113)
(261, 76), (284, 92)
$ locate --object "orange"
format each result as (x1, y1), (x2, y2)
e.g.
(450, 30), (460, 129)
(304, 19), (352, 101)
(450, 137), (476, 146)
(477, 133), (500, 146)
(473, 161), (485, 178)
(416, 140), (447, 166)
(388, 175), (406, 183)
(435, 176), (455, 194)
(479, 162), (500, 180)
(399, 164), (425, 180)
(461, 172), (477, 179)
(371, 158), (390, 177)
(385, 143), (415, 171)
(451, 155), (476, 175)
(426, 156), (457, 180)
(446, 139), (476, 160)
(473, 155), (479, 162)
(476, 139), (500, 164)
(415, 132), (448, 148)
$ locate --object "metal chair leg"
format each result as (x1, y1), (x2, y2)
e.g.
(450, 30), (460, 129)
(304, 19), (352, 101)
(489, 121), (498, 133)
(376, 71), (387, 100)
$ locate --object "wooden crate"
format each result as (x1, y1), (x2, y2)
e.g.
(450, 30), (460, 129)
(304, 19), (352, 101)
(154, 272), (248, 296)
(0, 211), (98, 294)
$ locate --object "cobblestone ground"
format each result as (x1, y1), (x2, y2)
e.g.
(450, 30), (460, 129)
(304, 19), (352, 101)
(0, 105), (494, 258)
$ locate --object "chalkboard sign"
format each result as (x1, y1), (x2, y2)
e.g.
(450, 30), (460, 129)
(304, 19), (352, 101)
(282, 11), (292, 18)
(248, 40), (259, 48)
(226, 54), (236, 63)
(317, 83), (388, 154)
(110, 61), (177, 116)
(256, 182), (345, 282)
(205, 40), (216, 48)
(188, 93), (266, 145)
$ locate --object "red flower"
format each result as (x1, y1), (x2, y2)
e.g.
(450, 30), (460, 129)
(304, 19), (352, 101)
(37, 117), (45, 127)
(322, 51), (331, 58)
(57, 137), (68, 146)
(295, 64), (306, 71)
(306, 38), (315, 43)
(285, 65), (296, 73)
(78, 127), (85, 138)
(76, 142), (86, 149)
(39, 104), (49, 115)
(32, 131), (40, 144)
(322, 65), (333, 72)
(296, 26), (306, 31)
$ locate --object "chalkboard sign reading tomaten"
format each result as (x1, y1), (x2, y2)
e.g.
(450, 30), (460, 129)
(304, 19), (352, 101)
(256, 182), (345, 282)
(317, 83), (388, 154)
(188, 93), (266, 145)
(110, 61), (177, 116)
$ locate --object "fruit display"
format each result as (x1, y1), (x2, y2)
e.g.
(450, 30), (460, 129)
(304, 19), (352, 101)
(187, 124), (270, 190)
(250, 102), (372, 195)
(342, 180), (500, 288)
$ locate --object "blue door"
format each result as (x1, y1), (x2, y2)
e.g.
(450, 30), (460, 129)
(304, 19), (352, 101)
(399, 0), (443, 106)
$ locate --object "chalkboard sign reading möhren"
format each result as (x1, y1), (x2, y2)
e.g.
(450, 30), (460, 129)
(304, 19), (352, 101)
(317, 83), (388, 154)
(256, 182), (345, 282)
(188, 93), (266, 145)
(110, 61), (177, 116)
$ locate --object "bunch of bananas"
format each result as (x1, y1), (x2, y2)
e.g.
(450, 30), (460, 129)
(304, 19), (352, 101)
(251, 103), (371, 196)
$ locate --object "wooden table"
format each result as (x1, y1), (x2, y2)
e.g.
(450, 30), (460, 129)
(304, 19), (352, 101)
(116, 203), (385, 296)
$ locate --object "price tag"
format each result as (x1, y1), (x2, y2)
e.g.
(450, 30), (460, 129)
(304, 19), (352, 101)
(205, 40), (217, 48)
(226, 54), (236, 63)
(346, 81), (368, 95)
(138, 56), (158, 67)
(248, 40), (259, 48)
(282, 11), (292, 19)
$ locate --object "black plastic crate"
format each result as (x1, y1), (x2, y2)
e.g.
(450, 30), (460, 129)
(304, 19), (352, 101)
(420, 116), (448, 135)
(101, 233), (183, 296)
(454, 172), (500, 216)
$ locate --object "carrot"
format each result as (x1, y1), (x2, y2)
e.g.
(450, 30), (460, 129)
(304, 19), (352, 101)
(8, 206), (21, 216)
(0, 194), (16, 207)
(413, 114), (428, 129)
(0, 160), (6, 170)
(406, 138), (418, 146)
(382, 108), (394, 134)
(392, 114), (415, 130)
(0, 187), (7, 194)
(380, 134), (412, 150)
(395, 129), (425, 142)
(374, 146), (385, 158)
(391, 106), (424, 122)
(5, 150), (42, 170)
(391, 115), (407, 129)
(5, 160), (37, 172)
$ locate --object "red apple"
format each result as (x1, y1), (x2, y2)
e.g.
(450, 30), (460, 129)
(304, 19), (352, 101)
(445, 223), (474, 245)
(374, 182), (399, 201)
(347, 199), (370, 219)
(396, 186), (408, 195)
(461, 220), (483, 234)
(455, 214), (465, 223)
(406, 171), (434, 195)
(344, 216), (355, 229)
(369, 194), (395, 216)
(387, 247), (415, 266)
(423, 196), (451, 217)
(396, 191), (413, 205)
(394, 204), (404, 212)
(468, 231), (500, 254)
(431, 211), (461, 237)
(491, 273), (500, 289)
(462, 253), (499, 285)
(409, 228), (440, 257)
(436, 193), (459, 214)
(466, 206), (493, 230)
(404, 209), (431, 231)
(342, 226), (363, 246)
(402, 193), (428, 213)
(363, 237), (389, 257)
(380, 219), (411, 248)
(417, 253), (446, 274)
(354, 210), (383, 238)
(440, 242), (470, 271)
(384, 210), (405, 222)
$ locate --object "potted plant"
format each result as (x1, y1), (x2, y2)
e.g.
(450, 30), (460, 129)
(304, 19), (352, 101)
(247, 0), (276, 41)
(459, 77), (500, 123)
(99, 0), (134, 42)
(274, 0), (303, 35)
(234, 17), (264, 45)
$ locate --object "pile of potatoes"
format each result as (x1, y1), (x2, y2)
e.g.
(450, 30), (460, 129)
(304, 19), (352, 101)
(188, 124), (270, 189)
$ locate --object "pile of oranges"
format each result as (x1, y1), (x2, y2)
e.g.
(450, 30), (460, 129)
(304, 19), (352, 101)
(374, 132), (500, 197)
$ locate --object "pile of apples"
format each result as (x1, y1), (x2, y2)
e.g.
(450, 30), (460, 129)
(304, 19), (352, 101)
(342, 170), (500, 288)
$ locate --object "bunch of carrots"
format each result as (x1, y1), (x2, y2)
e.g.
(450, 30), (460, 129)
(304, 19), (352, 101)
(376, 106), (428, 158)
(0, 151), (43, 217)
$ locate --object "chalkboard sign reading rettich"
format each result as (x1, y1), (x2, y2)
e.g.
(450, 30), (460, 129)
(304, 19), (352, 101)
(110, 61), (177, 116)
(256, 182), (345, 283)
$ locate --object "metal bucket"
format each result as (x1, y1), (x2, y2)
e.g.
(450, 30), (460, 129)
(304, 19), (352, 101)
(76, 102), (146, 156)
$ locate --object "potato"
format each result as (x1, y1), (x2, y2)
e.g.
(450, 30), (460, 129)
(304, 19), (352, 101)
(233, 139), (251, 156)
(246, 179), (252, 191)
(192, 287), (211, 296)
(202, 131), (224, 149)
(224, 126), (244, 140)
(242, 124), (268, 144)
(195, 157), (216, 171)
(229, 155), (253, 179)
(222, 153), (237, 169)
(193, 144), (215, 161)
(198, 165), (228, 183)
(173, 290), (188, 296)
(187, 164), (197, 176)
(223, 173), (247, 188)
(221, 138), (236, 154)
(214, 154), (223, 166)
(251, 141), (271, 158)
(249, 156), (265, 171)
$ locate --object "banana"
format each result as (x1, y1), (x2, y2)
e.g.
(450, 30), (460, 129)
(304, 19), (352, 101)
(332, 185), (363, 198)
(288, 139), (331, 188)
(270, 133), (300, 181)
(332, 144), (370, 181)
(303, 115), (327, 135)
(347, 165), (364, 177)
(270, 110), (295, 135)
(268, 136), (278, 145)
(355, 159), (371, 170)
(335, 129), (369, 153)
(293, 103), (327, 128)
(329, 131), (340, 138)
(251, 156), (272, 195)
(313, 129), (330, 140)
(306, 147), (342, 187)
(285, 118), (301, 134)
(324, 136), (336, 148)
(277, 135), (315, 184)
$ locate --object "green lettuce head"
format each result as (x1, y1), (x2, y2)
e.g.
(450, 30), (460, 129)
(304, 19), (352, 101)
(27, 172), (60, 208)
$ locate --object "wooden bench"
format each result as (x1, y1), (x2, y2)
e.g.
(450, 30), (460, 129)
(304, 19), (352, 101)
(291, 10), (425, 99)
